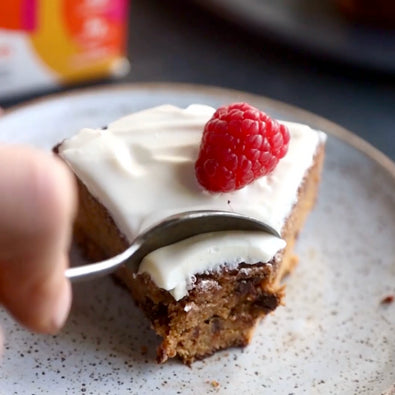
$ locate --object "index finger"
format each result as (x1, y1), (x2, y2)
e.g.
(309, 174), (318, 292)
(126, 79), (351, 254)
(0, 145), (77, 334)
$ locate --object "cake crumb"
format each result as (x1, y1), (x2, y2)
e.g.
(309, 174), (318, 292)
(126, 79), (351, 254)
(210, 380), (220, 388)
(141, 345), (148, 355)
(380, 295), (394, 305)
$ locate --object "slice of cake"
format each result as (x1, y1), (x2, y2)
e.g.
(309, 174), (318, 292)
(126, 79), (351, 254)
(57, 103), (326, 364)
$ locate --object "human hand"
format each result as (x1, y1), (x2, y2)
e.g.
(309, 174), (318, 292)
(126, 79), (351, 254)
(0, 144), (77, 351)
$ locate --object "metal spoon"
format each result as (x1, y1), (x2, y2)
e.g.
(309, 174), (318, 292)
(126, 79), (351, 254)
(65, 210), (281, 282)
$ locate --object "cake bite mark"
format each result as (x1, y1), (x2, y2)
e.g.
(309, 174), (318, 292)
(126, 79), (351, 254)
(195, 102), (290, 192)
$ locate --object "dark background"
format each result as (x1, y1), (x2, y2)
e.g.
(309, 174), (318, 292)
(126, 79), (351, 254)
(2, 0), (395, 160)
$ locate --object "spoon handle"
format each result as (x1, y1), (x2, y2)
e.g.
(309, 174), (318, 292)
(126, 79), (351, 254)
(65, 210), (280, 282)
(65, 243), (140, 282)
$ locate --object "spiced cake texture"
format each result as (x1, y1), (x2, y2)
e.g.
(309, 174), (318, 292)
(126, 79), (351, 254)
(57, 105), (325, 364)
(62, 142), (325, 364)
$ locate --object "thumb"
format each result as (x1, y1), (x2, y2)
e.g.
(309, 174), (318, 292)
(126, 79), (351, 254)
(0, 145), (77, 334)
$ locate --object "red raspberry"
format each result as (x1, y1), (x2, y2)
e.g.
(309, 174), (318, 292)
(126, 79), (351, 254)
(195, 102), (290, 192)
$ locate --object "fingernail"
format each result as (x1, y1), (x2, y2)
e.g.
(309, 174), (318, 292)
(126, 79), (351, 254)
(50, 280), (71, 334)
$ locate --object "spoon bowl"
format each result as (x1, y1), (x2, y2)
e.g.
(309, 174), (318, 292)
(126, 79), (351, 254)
(66, 210), (281, 282)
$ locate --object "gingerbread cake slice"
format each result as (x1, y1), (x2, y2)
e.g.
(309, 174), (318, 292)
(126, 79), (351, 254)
(57, 103), (326, 364)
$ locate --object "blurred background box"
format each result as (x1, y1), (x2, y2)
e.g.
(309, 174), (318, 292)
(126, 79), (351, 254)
(0, 0), (130, 100)
(335, 0), (395, 26)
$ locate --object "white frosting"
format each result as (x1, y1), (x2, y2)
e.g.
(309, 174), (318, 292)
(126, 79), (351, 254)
(59, 104), (326, 300)
(139, 231), (286, 301)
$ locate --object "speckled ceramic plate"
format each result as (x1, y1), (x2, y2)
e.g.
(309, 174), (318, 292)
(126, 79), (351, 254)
(0, 83), (394, 394)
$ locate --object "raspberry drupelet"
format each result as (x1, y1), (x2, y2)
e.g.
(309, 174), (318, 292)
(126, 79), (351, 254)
(195, 102), (290, 192)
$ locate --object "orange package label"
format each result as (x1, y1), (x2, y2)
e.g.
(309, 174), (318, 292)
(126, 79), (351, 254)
(0, 0), (129, 99)
(0, 0), (37, 32)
